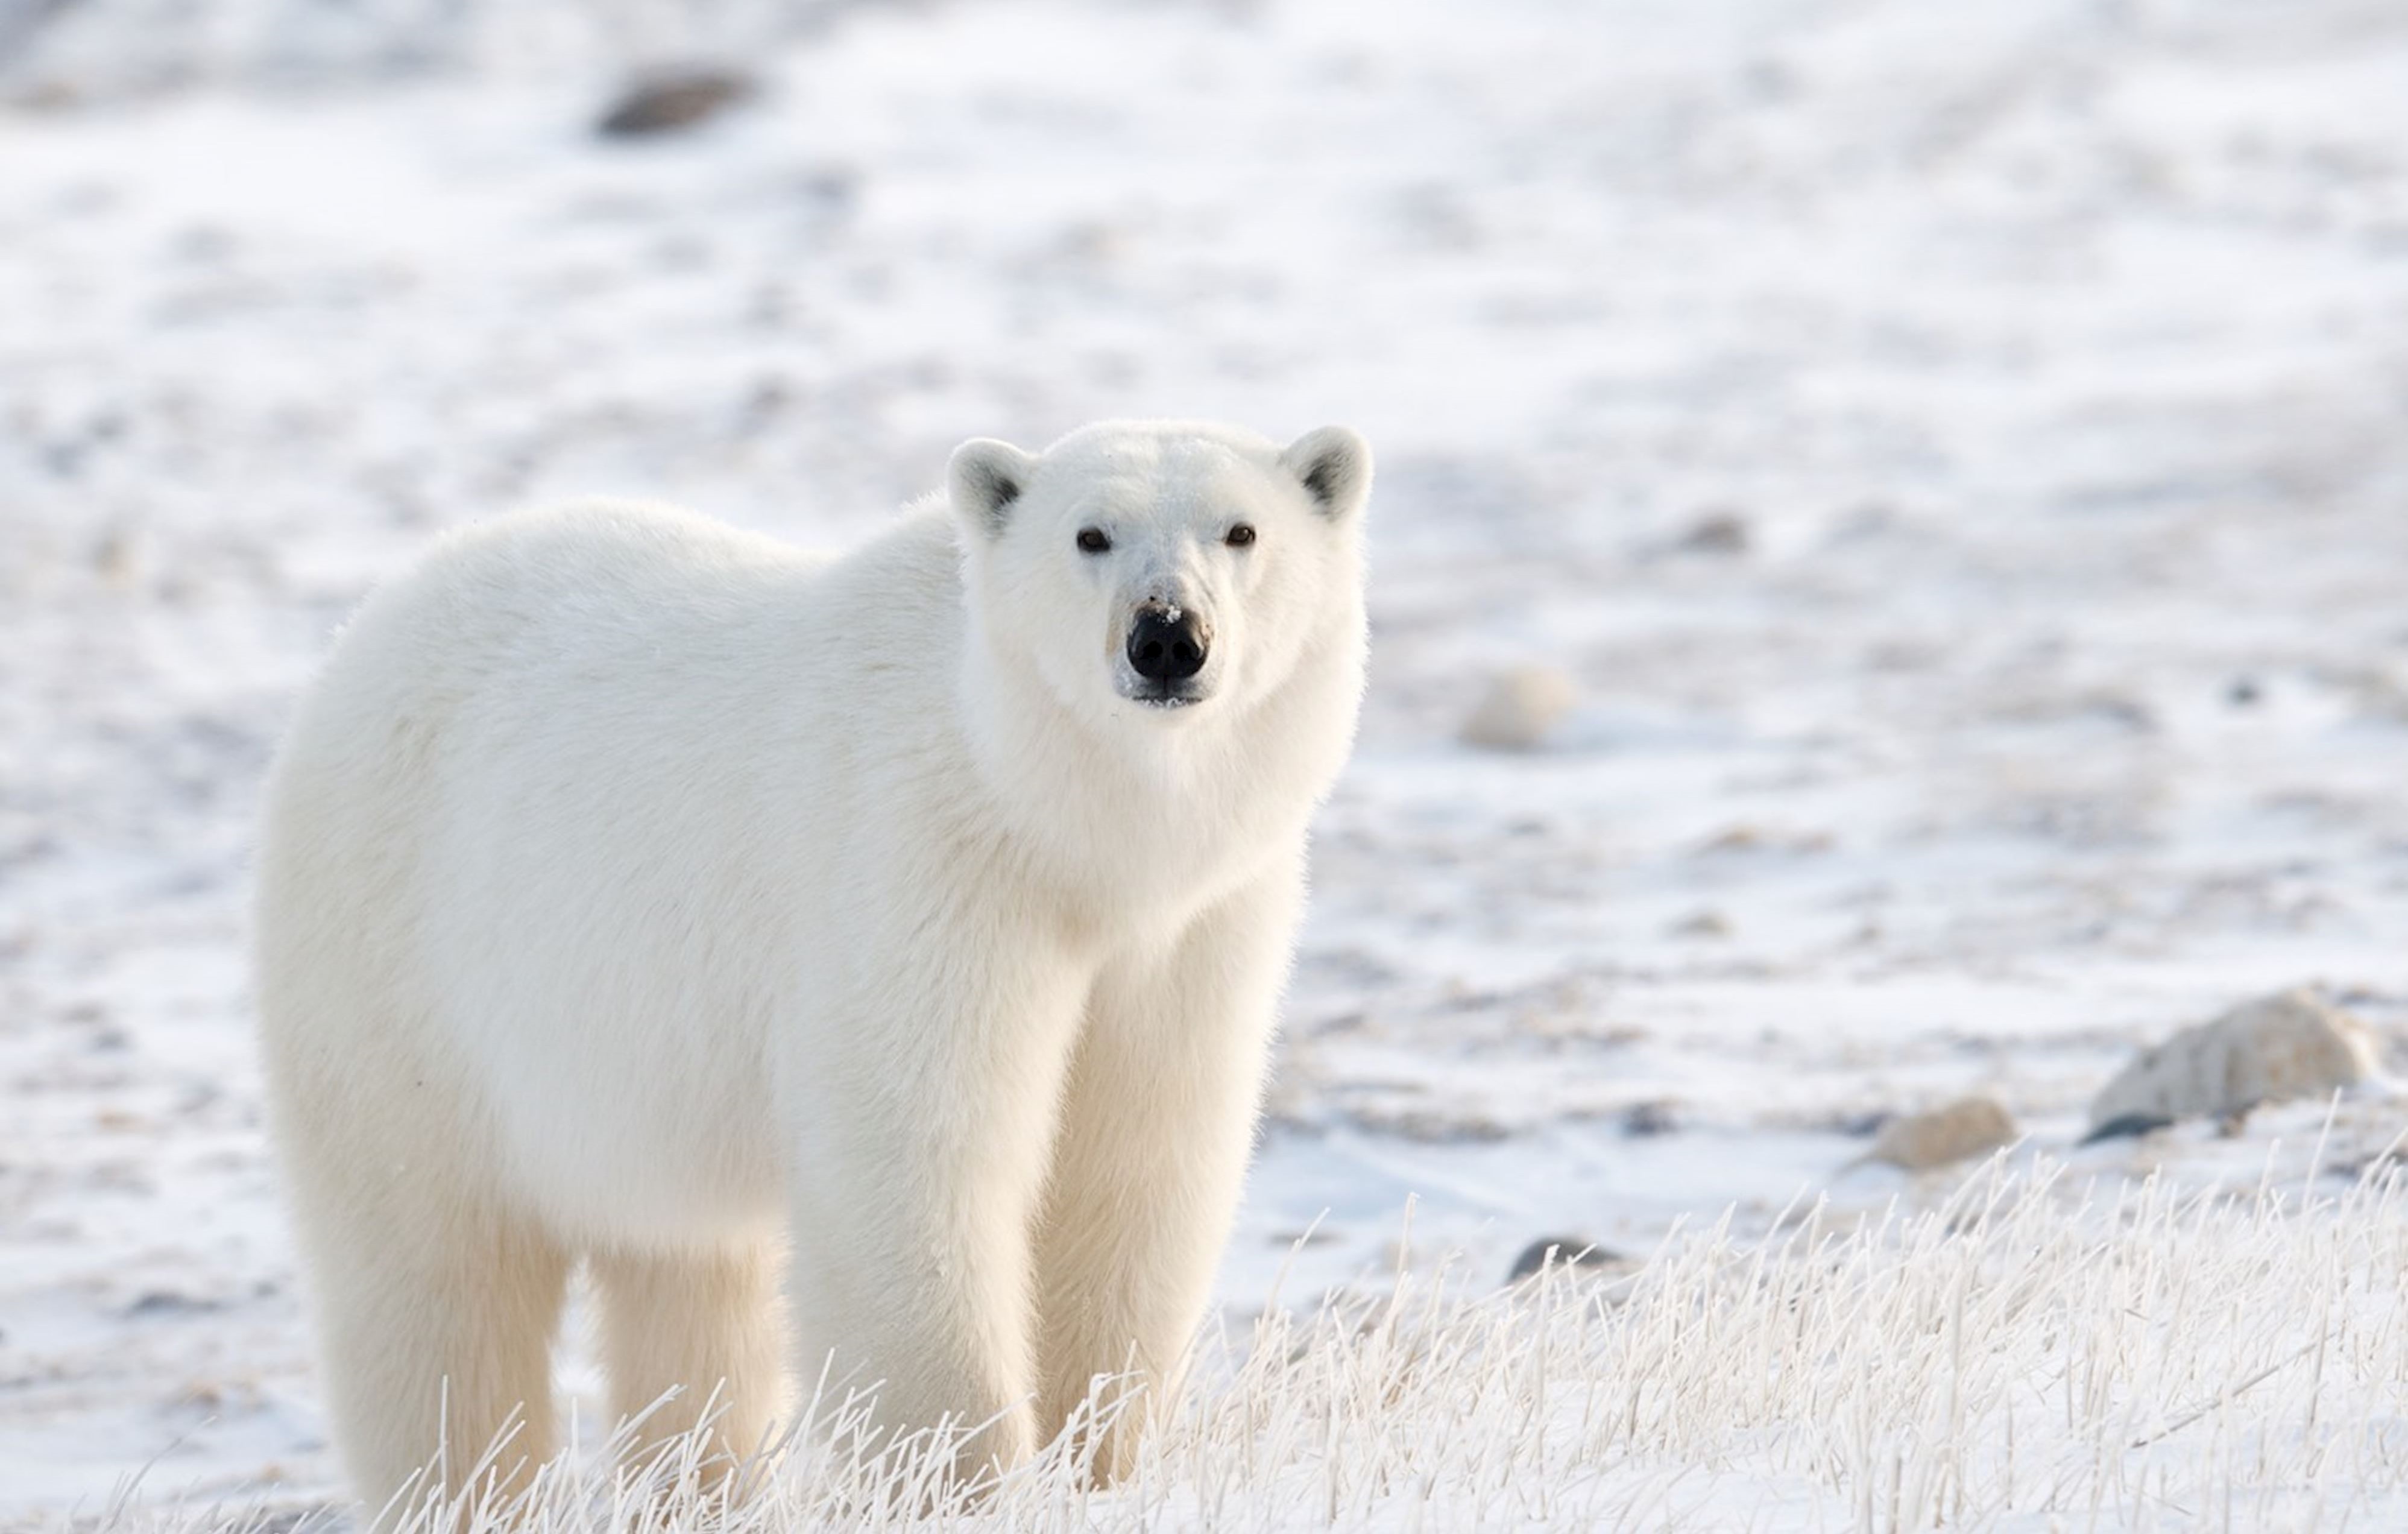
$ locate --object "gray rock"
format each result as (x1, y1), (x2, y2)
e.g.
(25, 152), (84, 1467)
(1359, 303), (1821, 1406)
(1621, 1099), (1680, 1137)
(597, 67), (755, 138)
(2088, 988), (2380, 1133)
(1674, 509), (1751, 555)
(1507, 1236), (1623, 1283)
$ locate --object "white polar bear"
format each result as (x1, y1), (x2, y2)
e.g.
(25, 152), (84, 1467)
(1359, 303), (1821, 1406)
(251, 420), (1372, 1508)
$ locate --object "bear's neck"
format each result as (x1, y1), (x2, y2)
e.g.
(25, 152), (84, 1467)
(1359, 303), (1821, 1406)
(953, 617), (1363, 934)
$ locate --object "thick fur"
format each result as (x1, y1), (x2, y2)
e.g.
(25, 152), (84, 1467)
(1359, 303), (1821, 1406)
(251, 420), (1371, 1507)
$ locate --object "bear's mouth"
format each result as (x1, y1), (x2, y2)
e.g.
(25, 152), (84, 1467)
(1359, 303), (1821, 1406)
(1127, 681), (1205, 709)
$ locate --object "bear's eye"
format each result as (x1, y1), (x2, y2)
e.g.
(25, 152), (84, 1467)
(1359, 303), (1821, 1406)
(1226, 523), (1256, 548)
(1076, 528), (1111, 555)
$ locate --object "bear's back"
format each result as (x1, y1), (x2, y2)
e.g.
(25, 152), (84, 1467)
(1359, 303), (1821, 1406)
(303, 499), (962, 771)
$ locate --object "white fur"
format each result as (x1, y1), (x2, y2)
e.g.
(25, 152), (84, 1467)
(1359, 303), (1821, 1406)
(251, 420), (1371, 1507)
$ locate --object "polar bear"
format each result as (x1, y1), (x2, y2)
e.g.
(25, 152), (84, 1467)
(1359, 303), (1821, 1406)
(251, 420), (1372, 1509)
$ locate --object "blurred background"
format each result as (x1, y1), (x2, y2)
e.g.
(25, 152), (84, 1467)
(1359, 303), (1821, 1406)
(5, 0), (2408, 1513)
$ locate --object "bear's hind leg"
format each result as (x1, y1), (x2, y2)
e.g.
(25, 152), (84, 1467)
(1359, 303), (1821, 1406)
(300, 1189), (572, 1520)
(592, 1239), (786, 1492)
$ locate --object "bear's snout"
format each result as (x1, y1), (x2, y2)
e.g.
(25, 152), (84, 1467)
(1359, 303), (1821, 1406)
(1127, 607), (1209, 685)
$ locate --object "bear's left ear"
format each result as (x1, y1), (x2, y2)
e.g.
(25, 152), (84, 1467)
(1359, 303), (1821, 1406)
(948, 438), (1039, 538)
(1281, 427), (1373, 522)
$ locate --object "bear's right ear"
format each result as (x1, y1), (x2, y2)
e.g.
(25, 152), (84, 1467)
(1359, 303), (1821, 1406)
(948, 438), (1039, 538)
(1281, 426), (1373, 522)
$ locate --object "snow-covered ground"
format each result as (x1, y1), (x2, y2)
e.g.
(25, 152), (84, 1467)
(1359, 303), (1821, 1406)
(5, 0), (2407, 1523)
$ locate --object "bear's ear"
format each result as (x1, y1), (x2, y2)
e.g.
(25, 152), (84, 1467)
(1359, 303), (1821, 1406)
(948, 438), (1039, 537)
(1281, 426), (1373, 521)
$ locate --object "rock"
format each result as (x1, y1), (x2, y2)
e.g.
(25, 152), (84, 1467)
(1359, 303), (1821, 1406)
(2078, 1111), (2173, 1146)
(1863, 1096), (2017, 1171)
(1356, 1105), (1513, 1143)
(2088, 988), (2380, 1132)
(92, 526), (143, 587)
(597, 67), (755, 138)
(1458, 666), (1577, 750)
(1620, 1099), (1680, 1137)
(1507, 1235), (1623, 1283)
(125, 1290), (224, 1318)
(1669, 909), (1732, 939)
(1674, 509), (1751, 555)
(1693, 824), (1833, 857)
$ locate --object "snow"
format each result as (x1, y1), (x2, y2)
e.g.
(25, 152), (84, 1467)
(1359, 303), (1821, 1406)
(34, 1158), (2408, 1532)
(5, 0), (2408, 1523)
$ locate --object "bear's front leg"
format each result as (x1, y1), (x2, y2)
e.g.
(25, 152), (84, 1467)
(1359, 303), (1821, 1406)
(1031, 856), (1305, 1479)
(784, 902), (1091, 1488)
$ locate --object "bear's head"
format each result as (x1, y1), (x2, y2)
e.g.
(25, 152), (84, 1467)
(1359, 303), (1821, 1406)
(948, 421), (1370, 733)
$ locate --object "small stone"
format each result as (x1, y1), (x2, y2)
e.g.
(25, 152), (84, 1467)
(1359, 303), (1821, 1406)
(1694, 824), (1832, 857)
(2088, 988), (2380, 1132)
(1369, 1106), (1512, 1143)
(1670, 909), (1732, 939)
(1267, 1227), (1339, 1249)
(92, 527), (143, 587)
(126, 1290), (222, 1318)
(597, 67), (755, 138)
(1458, 666), (1577, 750)
(1507, 1236), (1623, 1283)
(1620, 1099), (1680, 1137)
(1674, 510), (1751, 555)
(1864, 1096), (2017, 1171)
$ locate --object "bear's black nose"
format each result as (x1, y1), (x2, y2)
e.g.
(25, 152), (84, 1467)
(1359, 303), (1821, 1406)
(1127, 608), (1209, 683)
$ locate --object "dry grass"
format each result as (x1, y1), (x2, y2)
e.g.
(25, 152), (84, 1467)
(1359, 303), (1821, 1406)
(97, 1150), (2408, 1533)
